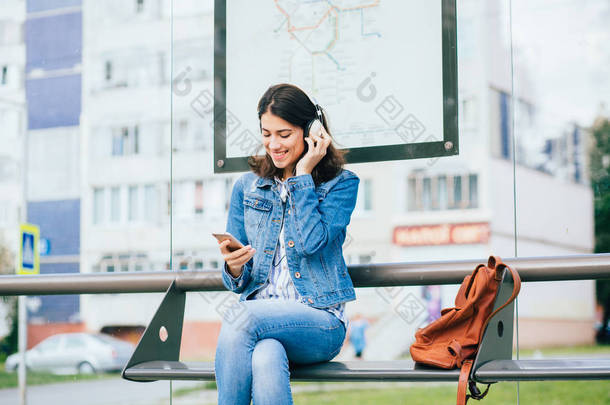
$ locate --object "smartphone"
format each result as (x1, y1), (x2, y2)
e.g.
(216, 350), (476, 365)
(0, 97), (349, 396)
(212, 232), (245, 252)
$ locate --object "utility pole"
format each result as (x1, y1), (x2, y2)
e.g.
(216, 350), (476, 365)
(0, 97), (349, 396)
(2, 96), (30, 405)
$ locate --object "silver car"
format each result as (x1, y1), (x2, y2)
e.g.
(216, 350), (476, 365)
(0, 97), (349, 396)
(4, 333), (135, 374)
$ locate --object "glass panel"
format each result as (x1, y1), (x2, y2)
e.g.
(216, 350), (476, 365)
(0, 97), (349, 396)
(512, 1), (610, 402)
(195, 0), (516, 402)
(0, 0), (175, 400)
(170, 0), (217, 400)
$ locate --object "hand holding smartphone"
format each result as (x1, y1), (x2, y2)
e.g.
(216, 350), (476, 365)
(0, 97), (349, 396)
(213, 232), (255, 278)
(212, 232), (244, 252)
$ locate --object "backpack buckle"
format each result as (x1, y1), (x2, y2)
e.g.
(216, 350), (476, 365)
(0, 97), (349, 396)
(467, 381), (492, 401)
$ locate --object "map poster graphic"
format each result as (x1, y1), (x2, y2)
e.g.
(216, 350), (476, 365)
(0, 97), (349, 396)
(18, 223), (40, 275)
(214, 0), (458, 172)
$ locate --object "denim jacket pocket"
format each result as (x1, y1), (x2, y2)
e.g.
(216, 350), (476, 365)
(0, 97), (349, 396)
(243, 194), (272, 243)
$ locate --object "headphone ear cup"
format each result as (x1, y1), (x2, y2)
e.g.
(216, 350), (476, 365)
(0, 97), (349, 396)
(304, 119), (314, 138)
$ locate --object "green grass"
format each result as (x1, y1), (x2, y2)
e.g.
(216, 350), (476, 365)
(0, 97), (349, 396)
(514, 343), (610, 358)
(292, 381), (610, 404)
(0, 363), (118, 389)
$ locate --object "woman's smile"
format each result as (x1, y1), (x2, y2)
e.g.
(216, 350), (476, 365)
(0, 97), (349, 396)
(272, 150), (288, 160)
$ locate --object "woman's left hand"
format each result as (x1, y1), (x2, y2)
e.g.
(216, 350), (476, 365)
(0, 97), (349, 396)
(295, 126), (332, 176)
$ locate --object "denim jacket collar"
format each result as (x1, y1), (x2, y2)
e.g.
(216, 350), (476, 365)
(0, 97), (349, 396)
(253, 176), (274, 189)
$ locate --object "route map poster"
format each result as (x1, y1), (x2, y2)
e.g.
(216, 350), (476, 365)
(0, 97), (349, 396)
(216, 0), (457, 170)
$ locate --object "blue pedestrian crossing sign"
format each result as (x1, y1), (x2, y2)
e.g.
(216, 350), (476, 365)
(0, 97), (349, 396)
(19, 223), (40, 275)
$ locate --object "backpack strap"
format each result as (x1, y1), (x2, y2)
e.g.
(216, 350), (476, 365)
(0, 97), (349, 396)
(457, 360), (473, 405)
(457, 360), (492, 405)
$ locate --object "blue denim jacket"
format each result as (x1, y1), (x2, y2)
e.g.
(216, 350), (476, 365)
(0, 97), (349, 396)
(221, 169), (359, 309)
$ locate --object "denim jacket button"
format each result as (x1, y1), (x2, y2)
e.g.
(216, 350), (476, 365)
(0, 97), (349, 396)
(294, 272), (301, 279)
(287, 240), (295, 248)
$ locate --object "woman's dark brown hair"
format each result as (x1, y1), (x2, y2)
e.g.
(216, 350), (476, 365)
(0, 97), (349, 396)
(248, 83), (348, 185)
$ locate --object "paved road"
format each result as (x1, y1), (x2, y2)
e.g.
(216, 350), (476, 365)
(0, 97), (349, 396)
(0, 377), (203, 405)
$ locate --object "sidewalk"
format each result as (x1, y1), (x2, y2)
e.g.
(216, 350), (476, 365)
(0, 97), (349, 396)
(0, 378), (201, 405)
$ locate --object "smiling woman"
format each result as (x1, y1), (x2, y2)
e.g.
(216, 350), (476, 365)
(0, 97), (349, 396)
(213, 83), (360, 405)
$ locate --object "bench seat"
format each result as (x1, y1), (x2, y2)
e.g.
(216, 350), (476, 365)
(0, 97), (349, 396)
(475, 358), (610, 382)
(123, 358), (610, 383)
(123, 360), (459, 382)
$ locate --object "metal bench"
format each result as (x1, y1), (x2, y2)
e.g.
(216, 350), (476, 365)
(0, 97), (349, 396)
(1, 255), (609, 387)
(120, 262), (610, 385)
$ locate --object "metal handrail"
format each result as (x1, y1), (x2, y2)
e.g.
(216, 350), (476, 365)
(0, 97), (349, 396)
(0, 253), (609, 296)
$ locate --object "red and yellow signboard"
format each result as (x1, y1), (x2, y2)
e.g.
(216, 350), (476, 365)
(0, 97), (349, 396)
(393, 223), (490, 246)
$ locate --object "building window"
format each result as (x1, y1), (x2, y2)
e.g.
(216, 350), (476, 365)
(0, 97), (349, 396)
(422, 177), (432, 210)
(173, 119), (191, 152)
(93, 184), (158, 225)
(461, 96), (477, 126)
(93, 188), (105, 224)
(437, 175), (448, 210)
(195, 181), (204, 214)
(408, 173), (479, 212)
(110, 187), (121, 222)
(128, 186), (139, 221)
(173, 118), (207, 152)
(453, 176), (463, 208)
(171, 179), (228, 221)
(144, 185), (157, 222)
(112, 125), (139, 156)
(469, 174), (479, 209)
(354, 179), (372, 214)
(499, 91), (511, 159)
(98, 252), (151, 273)
(104, 61), (112, 82)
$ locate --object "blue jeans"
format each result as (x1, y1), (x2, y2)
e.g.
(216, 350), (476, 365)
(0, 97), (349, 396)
(214, 299), (346, 405)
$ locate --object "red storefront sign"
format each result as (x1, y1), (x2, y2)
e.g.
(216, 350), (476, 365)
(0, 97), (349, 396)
(393, 223), (490, 246)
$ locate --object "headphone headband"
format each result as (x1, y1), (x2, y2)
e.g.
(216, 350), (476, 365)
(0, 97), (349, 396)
(310, 94), (323, 121)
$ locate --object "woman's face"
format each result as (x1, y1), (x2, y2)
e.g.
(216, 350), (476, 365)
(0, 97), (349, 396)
(260, 111), (305, 176)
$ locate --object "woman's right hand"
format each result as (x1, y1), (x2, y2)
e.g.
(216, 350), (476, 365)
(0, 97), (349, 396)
(218, 239), (256, 278)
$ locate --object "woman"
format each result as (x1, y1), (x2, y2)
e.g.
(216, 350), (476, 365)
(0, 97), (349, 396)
(215, 83), (360, 405)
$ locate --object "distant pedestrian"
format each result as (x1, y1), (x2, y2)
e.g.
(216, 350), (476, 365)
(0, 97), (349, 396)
(348, 313), (369, 359)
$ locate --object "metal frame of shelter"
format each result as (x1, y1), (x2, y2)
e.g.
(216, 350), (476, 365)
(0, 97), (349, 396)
(212, 0), (459, 173)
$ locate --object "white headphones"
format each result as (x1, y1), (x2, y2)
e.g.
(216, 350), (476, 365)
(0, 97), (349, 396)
(304, 95), (324, 138)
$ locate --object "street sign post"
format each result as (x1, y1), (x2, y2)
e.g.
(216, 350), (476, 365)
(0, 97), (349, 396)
(17, 223), (40, 405)
(19, 224), (39, 275)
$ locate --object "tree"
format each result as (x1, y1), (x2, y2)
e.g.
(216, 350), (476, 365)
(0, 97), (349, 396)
(0, 239), (17, 360)
(590, 117), (610, 343)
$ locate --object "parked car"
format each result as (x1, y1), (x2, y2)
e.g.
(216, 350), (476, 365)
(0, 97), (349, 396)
(4, 333), (135, 375)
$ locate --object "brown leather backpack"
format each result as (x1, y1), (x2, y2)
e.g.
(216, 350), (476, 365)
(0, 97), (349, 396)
(410, 256), (521, 404)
